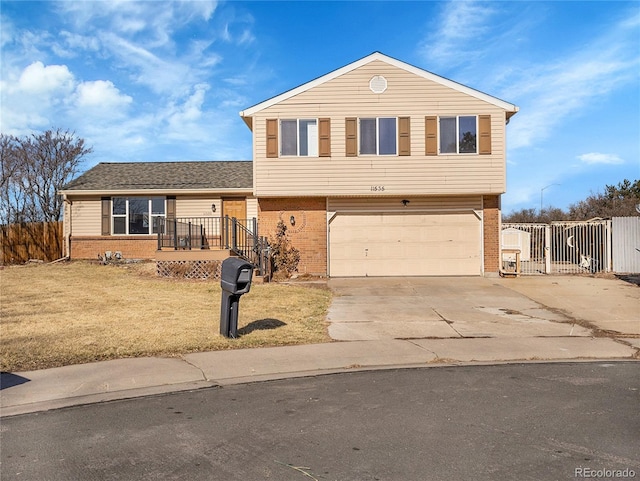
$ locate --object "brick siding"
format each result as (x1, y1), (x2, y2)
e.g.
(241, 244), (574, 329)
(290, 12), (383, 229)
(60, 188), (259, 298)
(70, 236), (158, 260)
(258, 198), (327, 276)
(483, 195), (501, 274)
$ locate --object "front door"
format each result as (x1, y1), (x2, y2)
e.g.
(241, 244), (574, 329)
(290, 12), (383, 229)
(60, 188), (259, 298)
(222, 198), (247, 248)
(222, 198), (246, 222)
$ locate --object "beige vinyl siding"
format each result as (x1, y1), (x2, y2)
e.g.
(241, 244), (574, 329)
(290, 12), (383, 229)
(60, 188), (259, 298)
(174, 197), (256, 219)
(253, 60), (507, 197)
(176, 197), (222, 217)
(246, 197), (258, 221)
(70, 198), (102, 236)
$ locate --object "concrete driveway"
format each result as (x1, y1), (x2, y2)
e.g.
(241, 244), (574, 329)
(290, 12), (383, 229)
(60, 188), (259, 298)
(326, 276), (639, 341)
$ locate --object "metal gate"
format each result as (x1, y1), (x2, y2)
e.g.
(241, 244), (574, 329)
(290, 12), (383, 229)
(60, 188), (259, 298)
(612, 217), (640, 273)
(502, 220), (612, 275)
(502, 223), (547, 274)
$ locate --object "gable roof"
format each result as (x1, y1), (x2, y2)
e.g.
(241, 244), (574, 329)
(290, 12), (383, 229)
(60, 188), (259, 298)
(60, 161), (253, 194)
(239, 52), (518, 125)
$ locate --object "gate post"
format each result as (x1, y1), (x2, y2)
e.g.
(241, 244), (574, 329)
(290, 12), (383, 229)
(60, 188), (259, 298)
(544, 225), (551, 274)
(605, 220), (612, 272)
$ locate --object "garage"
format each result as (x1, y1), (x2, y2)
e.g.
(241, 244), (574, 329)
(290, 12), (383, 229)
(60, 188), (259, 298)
(329, 210), (482, 277)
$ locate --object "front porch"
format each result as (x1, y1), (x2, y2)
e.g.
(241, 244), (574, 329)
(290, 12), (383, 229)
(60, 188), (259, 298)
(156, 216), (270, 278)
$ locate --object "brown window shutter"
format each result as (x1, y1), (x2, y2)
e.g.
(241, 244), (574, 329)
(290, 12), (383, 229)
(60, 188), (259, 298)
(319, 118), (331, 157)
(166, 196), (176, 218)
(479, 115), (491, 155)
(165, 196), (176, 238)
(101, 197), (110, 235)
(266, 119), (278, 158)
(399, 117), (410, 156)
(345, 117), (357, 157)
(425, 116), (438, 155)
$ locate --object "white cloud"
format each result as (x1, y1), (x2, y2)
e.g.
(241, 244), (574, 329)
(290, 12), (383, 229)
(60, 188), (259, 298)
(0, 14), (16, 49)
(419, 1), (497, 70)
(17, 61), (75, 94)
(504, 13), (640, 150)
(75, 80), (133, 109)
(1, 1), (255, 162)
(55, 1), (218, 46)
(577, 153), (624, 165)
(164, 83), (210, 140)
(0, 62), (74, 133)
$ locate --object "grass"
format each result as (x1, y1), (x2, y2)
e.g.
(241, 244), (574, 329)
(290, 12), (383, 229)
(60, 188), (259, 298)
(0, 261), (332, 372)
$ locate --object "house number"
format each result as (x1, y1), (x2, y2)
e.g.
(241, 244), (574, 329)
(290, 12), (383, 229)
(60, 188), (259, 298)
(370, 185), (385, 192)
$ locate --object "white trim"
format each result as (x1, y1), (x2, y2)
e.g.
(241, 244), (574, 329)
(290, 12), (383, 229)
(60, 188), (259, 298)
(439, 115), (479, 155)
(59, 188), (253, 196)
(239, 52), (519, 118)
(359, 117), (398, 156)
(280, 118), (319, 157)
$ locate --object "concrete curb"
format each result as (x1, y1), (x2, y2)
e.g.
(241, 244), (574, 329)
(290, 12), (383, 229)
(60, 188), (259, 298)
(2, 338), (637, 417)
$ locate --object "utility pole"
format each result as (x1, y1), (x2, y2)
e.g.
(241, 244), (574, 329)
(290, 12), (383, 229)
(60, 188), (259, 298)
(540, 184), (560, 214)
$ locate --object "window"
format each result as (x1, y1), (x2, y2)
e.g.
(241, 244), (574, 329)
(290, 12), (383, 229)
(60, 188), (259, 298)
(281, 119), (318, 156)
(112, 197), (165, 235)
(360, 117), (397, 155)
(439, 116), (477, 154)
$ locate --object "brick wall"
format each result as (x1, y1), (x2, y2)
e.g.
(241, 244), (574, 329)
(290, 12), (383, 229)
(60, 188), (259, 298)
(70, 236), (158, 260)
(258, 197), (327, 276)
(483, 195), (501, 274)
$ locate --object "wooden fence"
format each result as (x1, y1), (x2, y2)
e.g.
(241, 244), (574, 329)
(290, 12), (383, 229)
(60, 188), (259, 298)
(0, 221), (64, 265)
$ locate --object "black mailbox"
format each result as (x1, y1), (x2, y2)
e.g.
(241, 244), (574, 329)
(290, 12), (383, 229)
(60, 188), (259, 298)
(219, 257), (254, 338)
(221, 257), (254, 295)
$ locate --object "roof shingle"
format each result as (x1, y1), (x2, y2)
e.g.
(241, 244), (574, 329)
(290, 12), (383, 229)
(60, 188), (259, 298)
(62, 161), (253, 191)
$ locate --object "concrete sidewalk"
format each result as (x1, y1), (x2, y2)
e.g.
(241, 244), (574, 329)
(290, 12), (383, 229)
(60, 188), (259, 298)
(2, 275), (639, 417)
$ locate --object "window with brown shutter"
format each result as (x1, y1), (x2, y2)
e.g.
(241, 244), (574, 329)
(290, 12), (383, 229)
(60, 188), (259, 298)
(266, 119), (278, 158)
(319, 118), (331, 157)
(425, 116), (437, 155)
(101, 197), (111, 235)
(399, 117), (410, 156)
(479, 115), (491, 155)
(345, 117), (357, 157)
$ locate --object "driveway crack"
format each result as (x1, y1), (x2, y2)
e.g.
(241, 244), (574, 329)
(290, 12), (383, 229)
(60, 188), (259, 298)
(433, 308), (464, 338)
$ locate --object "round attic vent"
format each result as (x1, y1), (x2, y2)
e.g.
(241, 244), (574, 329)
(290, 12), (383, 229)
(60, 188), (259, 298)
(369, 75), (387, 94)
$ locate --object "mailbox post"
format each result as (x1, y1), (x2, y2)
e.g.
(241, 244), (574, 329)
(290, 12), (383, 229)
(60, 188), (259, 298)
(219, 257), (254, 338)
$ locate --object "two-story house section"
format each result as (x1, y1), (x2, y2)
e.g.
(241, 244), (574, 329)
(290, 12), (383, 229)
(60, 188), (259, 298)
(240, 52), (518, 277)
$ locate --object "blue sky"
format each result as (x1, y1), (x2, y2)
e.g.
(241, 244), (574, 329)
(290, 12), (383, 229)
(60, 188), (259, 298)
(1, 0), (638, 213)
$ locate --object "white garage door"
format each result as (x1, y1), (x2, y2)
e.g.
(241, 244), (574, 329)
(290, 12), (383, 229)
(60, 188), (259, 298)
(329, 212), (481, 277)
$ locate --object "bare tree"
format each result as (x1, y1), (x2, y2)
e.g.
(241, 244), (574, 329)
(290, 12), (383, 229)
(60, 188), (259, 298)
(568, 179), (640, 220)
(0, 129), (92, 223)
(503, 207), (567, 223)
(503, 180), (639, 223)
(0, 134), (27, 224)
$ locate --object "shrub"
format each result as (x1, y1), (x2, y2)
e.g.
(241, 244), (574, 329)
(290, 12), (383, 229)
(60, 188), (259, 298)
(269, 221), (300, 280)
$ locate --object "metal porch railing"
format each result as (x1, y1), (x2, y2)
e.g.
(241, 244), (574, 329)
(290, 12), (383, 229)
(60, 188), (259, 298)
(157, 216), (271, 276)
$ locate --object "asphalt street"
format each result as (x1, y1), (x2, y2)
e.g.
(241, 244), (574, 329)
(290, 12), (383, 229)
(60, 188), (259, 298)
(2, 362), (639, 481)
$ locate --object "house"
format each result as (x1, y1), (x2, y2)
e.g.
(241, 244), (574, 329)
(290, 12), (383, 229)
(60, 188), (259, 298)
(59, 161), (256, 267)
(60, 52), (518, 277)
(241, 52), (518, 277)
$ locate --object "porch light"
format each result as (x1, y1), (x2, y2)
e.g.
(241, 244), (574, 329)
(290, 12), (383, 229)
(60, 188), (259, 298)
(211, 204), (216, 213)
(290, 215), (296, 226)
(402, 199), (410, 206)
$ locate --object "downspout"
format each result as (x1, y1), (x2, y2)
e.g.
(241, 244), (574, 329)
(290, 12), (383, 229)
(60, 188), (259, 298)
(63, 194), (71, 259)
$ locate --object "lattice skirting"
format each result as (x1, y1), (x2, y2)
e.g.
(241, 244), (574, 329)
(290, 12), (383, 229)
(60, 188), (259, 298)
(156, 260), (222, 279)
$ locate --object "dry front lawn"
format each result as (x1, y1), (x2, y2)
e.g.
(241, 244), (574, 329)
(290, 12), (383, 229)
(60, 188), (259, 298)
(0, 261), (332, 372)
